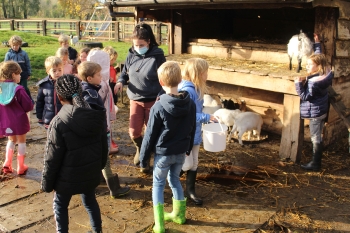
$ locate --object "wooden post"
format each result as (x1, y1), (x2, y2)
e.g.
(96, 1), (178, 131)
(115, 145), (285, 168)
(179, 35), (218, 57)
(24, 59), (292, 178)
(10, 19), (15, 31)
(156, 22), (161, 45)
(37, 21), (40, 34)
(279, 94), (303, 163)
(173, 9), (182, 54)
(76, 21), (80, 37)
(42, 20), (47, 36)
(114, 21), (119, 41)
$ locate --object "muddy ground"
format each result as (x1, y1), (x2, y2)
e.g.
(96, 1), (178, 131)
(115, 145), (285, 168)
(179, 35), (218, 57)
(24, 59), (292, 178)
(1, 84), (350, 233)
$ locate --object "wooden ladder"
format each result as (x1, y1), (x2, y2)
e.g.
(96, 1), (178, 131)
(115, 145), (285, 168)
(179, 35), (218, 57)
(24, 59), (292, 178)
(327, 86), (350, 152)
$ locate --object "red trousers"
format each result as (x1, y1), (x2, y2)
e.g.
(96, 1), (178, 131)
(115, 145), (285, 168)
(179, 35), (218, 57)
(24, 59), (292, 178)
(129, 100), (155, 139)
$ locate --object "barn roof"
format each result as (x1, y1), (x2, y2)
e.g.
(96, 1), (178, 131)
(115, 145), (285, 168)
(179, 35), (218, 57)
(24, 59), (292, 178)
(108, 0), (314, 8)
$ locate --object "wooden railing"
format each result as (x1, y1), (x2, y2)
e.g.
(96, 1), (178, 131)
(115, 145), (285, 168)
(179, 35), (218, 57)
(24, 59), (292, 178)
(0, 19), (169, 44)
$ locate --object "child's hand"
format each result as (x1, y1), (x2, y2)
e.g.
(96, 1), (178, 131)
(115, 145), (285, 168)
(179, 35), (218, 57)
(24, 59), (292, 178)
(314, 33), (320, 43)
(294, 76), (306, 82)
(210, 115), (218, 122)
(114, 82), (123, 94)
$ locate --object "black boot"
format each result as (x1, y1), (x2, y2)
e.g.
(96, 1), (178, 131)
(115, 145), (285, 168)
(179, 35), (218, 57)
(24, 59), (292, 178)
(106, 175), (130, 198)
(131, 137), (143, 165)
(301, 143), (322, 171)
(186, 170), (203, 205)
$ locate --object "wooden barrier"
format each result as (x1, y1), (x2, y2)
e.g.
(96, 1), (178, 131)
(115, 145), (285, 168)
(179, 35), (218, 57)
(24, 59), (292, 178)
(0, 19), (169, 44)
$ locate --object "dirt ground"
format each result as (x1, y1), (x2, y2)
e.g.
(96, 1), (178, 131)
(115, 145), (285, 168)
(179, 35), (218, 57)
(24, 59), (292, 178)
(1, 84), (350, 233)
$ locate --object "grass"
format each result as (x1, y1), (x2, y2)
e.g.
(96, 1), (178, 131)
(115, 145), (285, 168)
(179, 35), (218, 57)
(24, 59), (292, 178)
(0, 31), (168, 83)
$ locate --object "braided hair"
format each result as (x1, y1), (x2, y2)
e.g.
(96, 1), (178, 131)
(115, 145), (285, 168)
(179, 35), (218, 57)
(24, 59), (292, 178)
(55, 74), (91, 109)
(132, 22), (159, 47)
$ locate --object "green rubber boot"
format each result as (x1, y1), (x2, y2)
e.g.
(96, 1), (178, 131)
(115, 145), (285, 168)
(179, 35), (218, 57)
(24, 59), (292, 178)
(153, 203), (165, 233)
(164, 198), (186, 224)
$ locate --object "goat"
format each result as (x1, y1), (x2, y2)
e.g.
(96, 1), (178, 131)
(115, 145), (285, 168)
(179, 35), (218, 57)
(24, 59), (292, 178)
(213, 108), (241, 130)
(203, 94), (222, 114)
(228, 112), (263, 145)
(221, 99), (240, 110)
(287, 30), (313, 73)
(69, 35), (79, 46)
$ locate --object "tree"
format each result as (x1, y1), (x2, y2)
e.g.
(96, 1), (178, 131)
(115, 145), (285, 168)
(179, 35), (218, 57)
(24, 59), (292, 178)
(58, 0), (97, 19)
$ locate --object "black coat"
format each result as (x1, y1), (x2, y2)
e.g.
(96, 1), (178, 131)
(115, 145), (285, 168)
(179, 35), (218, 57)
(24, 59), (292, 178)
(41, 104), (108, 194)
(36, 76), (62, 125)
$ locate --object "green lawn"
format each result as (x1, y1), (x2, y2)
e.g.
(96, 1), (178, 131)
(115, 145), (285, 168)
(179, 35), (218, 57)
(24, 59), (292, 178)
(0, 31), (168, 83)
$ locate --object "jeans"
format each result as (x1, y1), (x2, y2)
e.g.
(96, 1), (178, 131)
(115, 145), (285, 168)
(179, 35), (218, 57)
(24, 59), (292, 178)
(53, 190), (102, 233)
(152, 154), (186, 205)
(19, 78), (32, 101)
(309, 115), (326, 144)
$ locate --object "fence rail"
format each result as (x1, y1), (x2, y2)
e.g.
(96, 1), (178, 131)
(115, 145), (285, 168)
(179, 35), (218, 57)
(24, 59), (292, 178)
(0, 19), (169, 44)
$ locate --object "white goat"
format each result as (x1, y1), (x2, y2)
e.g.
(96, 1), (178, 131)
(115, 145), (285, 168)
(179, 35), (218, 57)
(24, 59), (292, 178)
(213, 108), (241, 129)
(203, 94), (222, 114)
(70, 35), (79, 46)
(228, 112), (263, 145)
(287, 30), (313, 73)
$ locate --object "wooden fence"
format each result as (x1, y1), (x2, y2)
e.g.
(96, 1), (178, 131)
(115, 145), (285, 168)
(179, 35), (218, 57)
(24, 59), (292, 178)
(0, 19), (169, 44)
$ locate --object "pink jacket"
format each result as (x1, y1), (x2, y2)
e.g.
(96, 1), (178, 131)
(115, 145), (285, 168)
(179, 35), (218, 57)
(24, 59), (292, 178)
(0, 82), (34, 135)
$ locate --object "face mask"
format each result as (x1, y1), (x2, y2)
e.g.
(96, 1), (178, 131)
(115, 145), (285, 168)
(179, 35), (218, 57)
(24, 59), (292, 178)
(135, 46), (149, 55)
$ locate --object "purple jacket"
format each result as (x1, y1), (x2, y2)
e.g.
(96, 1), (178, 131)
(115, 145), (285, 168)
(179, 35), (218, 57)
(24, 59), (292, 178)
(0, 81), (34, 135)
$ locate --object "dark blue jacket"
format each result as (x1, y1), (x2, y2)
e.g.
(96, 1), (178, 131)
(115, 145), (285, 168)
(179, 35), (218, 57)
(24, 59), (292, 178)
(81, 81), (104, 109)
(36, 76), (62, 125)
(139, 91), (196, 168)
(4, 48), (31, 81)
(295, 42), (333, 119)
(117, 45), (166, 102)
(295, 71), (333, 119)
(81, 81), (108, 132)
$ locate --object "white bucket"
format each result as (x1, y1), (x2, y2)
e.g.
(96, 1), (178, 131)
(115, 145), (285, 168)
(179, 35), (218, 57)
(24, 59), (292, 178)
(202, 123), (227, 152)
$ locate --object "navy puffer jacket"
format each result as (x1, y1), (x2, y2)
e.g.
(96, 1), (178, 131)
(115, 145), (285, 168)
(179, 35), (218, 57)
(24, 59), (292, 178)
(295, 71), (333, 119)
(36, 76), (62, 125)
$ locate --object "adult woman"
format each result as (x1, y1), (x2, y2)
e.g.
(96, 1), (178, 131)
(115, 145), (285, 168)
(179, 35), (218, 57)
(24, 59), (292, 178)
(114, 22), (166, 172)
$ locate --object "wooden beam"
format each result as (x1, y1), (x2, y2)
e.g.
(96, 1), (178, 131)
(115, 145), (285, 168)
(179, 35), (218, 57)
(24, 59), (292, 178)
(279, 94), (302, 163)
(206, 68), (298, 95)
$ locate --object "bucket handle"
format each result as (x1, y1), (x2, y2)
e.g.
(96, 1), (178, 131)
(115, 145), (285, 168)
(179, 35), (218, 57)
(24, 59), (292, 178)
(214, 116), (226, 133)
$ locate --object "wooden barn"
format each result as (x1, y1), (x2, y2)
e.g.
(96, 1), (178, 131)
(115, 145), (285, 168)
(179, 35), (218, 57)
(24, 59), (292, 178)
(107, 0), (350, 162)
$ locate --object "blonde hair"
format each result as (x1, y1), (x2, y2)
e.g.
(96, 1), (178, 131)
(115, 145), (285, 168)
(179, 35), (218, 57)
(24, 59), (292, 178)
(308, 53), (329, 75)
(157, 61), (182, 87)
(56, 47), (69, 58)
(8, 35), (23, 46)
(58, 34), (69, 44)
(0, 61), (22, 81)
(103, 46), (118, 61)
(182, 58), (209, 100)
(78, 61), (102, 82)
(45, 56), (63, 72)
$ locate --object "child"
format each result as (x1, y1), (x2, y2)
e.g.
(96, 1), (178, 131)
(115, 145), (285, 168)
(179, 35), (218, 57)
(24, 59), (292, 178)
(295, 34), (333, 171)
(72, 47), (91, 75)
(87, 49), (119, 154)
(41, 74), (107, 233)
(4, 35), (33, 101)
(139, 61), (196, 233)
(103, 46), (119, 105)
(178, 58), (217, 205)
(36, 56), (64, 129)
(79, 60), (130, 198)
(56, 47), (73, 74)
(58, 34), (78, 65)
(0, 61), (34, 175)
